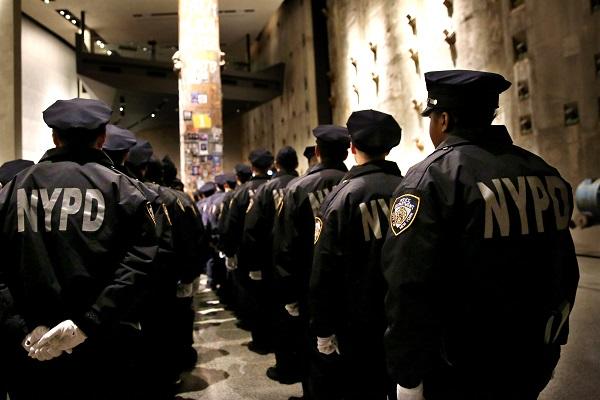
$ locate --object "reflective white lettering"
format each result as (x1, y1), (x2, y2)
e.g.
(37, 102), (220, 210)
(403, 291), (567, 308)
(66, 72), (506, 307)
(477, 180), (510, 239)
(39, 188), (63, 232)
(82, 189), (105, 232)
(502, 177), (529, 235)
(17, 189), (38, 233)
(545, 176), (570, 230)
(526, 177), (550, 233)
(59, 188), (82, 231)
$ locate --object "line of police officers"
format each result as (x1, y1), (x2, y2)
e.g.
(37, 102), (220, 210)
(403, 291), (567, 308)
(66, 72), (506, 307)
(0, 68), (579, 400)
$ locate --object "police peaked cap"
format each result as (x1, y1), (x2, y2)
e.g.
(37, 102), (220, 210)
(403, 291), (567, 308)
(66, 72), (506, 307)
(248, 148), (274, 169)
(0, 159), (34, 186)
(421, 70), (512, 116)
(127, 139), (154, 166)
(214, 174), (227, 186)
(347, 110), (402, 153)
(235, 163), (252, 176)
(103, 124), (137, 151)
(199, 182), (216, 195)
(276, 146), (298, 166)
(312, 125), (350, 146)
(303, 146), (316, 160)
(224, 172), (237, 186)
(43, 98), (112, 130)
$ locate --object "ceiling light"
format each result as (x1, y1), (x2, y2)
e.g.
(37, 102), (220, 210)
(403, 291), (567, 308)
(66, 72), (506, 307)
(59, 10), (65, 15)
(106, 50), (112, 56)
(142, 47), (148, 51)
(119, 106), (124, 112)
(43, 0), (51, 3)
(71, 19), (77, 25)
(65, 15), (71, 20)
(99, 43), (105, 49)
(151, 113), (156, 118)
(96, 40), (102, 45)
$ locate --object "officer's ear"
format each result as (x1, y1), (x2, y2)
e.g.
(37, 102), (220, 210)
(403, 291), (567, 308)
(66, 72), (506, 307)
(350, 143), (358, 155)
(95, 131), (107, 150)
(440, 112), (451, 133)
(52, 130), (62, 148)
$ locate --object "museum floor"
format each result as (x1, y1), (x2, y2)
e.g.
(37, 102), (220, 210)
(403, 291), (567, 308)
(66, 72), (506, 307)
(177, 257), (600, 399)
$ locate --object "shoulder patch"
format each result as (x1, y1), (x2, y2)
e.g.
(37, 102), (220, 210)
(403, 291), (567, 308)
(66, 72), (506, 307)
(390, 194), (420, 236)
(314, 217), (323, 244)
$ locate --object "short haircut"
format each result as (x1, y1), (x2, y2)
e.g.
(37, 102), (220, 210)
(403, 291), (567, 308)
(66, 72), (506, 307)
(437, 107), (497, 132)
(54, 125), (106, 148)
(316, 138), (349, 163)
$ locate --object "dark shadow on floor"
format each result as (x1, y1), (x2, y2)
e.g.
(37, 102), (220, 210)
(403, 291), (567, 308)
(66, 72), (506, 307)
(176, 367), (230, 394)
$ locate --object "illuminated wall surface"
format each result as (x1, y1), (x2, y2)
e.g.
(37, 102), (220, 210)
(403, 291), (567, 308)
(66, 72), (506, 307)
(327, 0), (600, 184)
(239, 0), (600, 188)
(178, 0), (224, 190)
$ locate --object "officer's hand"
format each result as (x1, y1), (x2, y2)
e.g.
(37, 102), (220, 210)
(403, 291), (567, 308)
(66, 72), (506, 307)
(22, 325), (49, 352)
(177, 281), (194, 298)
(30, 320), (87, 355)
(397, 383), (425, 400)
(249, 270), (263, 281)
(225, 255), (238, 270)
(317, 335), (340, 355)
(284, 302), (300, 317)
(28, 344), (64, 361)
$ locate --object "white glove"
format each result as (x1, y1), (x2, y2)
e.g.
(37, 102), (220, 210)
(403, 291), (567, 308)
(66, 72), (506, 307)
(285, 302), (300, 317)
(397, 382), (425, 400)
(29, 344), (64, 361)
(22, 325), (49, 352)
(218, 251), (226, 259)
(30, 320), (87, 356)
(249, 270), (263, 281)
(225, 255), (238, 270)
(177, 282), (194, 298)
(317, 335), (340, 355)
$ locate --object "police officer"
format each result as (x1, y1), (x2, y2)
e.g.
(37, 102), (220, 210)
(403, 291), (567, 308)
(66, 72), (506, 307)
(102, 124), (137, 176)
(310, 110), (403, 400)
(382, 70), (579, 400)
(197, 181), (217, 228)
(303, 145), (318, 170)
(162, 155), (184, 191)
(205, 174), (229, 291)
(222, 149), (274, 348)
(273, 125), (350, 399)
(0, 159), (34, 399)
(242, 146), (300, 377)
(216, 165), (249, 307)
(0, 98), (158, 399)
(0, 160), (34, 189)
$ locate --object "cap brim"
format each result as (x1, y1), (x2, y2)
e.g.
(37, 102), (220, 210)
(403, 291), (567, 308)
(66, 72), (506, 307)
(421, 106), (434, 117)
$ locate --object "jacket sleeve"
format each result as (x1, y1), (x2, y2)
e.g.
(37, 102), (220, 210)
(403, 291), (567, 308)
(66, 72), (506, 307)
(221, 188), (248, 257)
(309, 205), (345, 338)
(272, 188), (301, 304)
(382, 167), (452, 388)
(243, 185), (269, 273)
(73, 193), (158, 338)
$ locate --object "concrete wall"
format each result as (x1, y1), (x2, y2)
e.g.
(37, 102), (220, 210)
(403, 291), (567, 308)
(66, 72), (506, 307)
(21, 17), (78, 162)
(233, 0), (320, 174)
(0, 0), (21, 164)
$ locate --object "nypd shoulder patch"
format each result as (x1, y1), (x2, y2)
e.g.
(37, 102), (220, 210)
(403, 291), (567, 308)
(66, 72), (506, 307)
(390, 194), (420, 236)
(314, 217), (323, 244)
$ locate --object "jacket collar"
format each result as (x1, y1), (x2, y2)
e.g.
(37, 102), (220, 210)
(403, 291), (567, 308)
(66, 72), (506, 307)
(39, 147), (115, 168)
(308, 161), (348, 175)
(437, 125), (513, 149)
(344, 159), (401, 180)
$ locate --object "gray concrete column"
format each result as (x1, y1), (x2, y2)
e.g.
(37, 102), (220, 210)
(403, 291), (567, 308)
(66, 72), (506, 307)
(0, 0), (21, 163)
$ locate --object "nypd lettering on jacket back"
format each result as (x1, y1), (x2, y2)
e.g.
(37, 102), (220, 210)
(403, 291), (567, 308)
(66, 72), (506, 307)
(17, 187), (106, 233)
